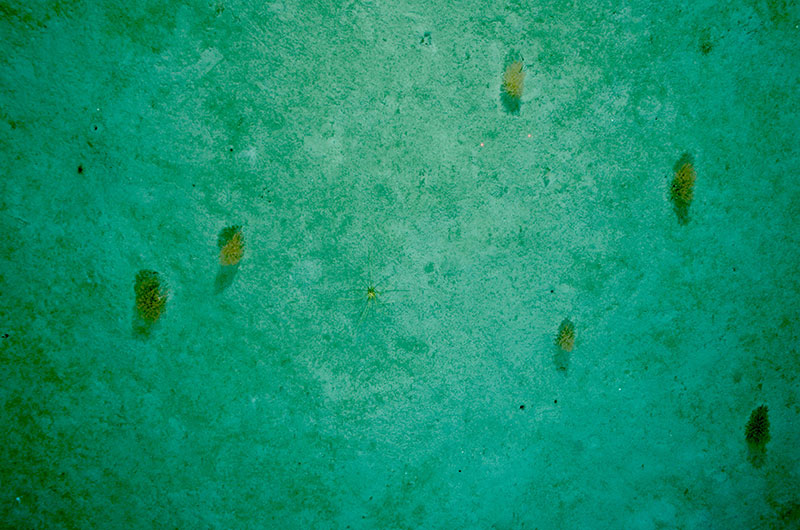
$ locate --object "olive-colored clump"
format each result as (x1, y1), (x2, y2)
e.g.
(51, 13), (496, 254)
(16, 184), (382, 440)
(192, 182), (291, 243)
(218, 225), (244, 266)
(670, 153), (696, 224)
(134, 269), (167, 323)
(501, 60), (526, 114)
(503, 61), (525, 100)
(745, 404), (770, 449)
(556, 318), (575, 352)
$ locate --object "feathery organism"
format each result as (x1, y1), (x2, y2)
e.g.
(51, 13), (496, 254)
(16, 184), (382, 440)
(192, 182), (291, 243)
(556, 318), (576, 352)
(670, 153), (696, 224)
(501, 60), (525, 113)
(344, 278), (394, 328)
(134, 269), (167, 323)
(339, 255), (407, 330)
(218, 225), (245, 266)
(503, 61), (525, 99)
(745, 404), (770, 449)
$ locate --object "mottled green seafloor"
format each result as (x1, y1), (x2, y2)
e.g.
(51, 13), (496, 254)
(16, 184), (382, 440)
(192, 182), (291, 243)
(1, 1), (799, 528)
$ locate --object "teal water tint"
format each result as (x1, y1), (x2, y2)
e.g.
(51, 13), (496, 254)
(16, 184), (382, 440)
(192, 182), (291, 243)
(1, 0), (798, 528)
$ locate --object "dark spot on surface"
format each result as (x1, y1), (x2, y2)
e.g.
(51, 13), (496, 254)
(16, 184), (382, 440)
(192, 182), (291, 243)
(420, 31), (432, 45)
(519, 404), (525, 409)
(554, 399), (557, 404)
(458, 470), (461, 472)
(550, 290), (554, 293)
(93, 126), (97, 130)
(77, 165), (83, 174)
(1, 333), (8, 339)
(733, 267), (736, 272)
(229, 147), (233, 152)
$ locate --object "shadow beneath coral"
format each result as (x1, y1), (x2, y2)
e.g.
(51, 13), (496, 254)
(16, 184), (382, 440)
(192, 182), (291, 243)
(747, 442), (767, 468)
(131, 306), (156, 339)
(500, 91), (521, 115)
(673, 202), (690, 225)
(553, 346), (570, 374)
(214, 264), (239, 294)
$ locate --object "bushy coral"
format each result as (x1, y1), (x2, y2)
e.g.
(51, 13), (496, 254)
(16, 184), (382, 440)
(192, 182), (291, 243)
(134, 269), (167, 323)
(503, 61), (525, 99)
(745, 404), (770, 448)
(670, 153), (696, 224)
(218, 225), (244, 266)
(556, 318), (575, 352)
(501, 60), (525, 114)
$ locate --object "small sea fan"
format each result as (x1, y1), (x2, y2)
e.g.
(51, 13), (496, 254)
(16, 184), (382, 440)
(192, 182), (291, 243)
(556, 318), (575, 352)
(503, 61), (525, 99)
(218, 225), (244, 266)
(745, 404), (770, 448)
(134, 269), (167, 323)
(670, 153), (696, 224)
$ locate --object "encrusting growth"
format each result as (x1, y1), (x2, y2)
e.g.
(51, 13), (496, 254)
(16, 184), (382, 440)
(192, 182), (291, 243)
(218, 225), (245, 266)
(670, 153), (696, 224)
(134, 269), (167, 323)
(556, 318), (575, 352)
(745, 404), (770, 449)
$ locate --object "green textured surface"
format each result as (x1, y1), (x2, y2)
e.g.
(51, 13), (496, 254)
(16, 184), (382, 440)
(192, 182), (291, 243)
(1, 1), (799, 528)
